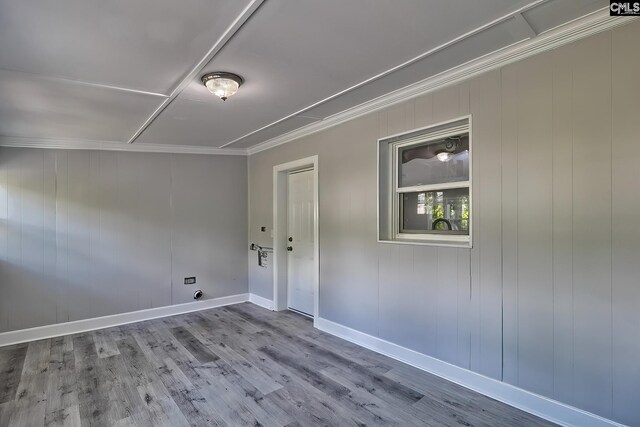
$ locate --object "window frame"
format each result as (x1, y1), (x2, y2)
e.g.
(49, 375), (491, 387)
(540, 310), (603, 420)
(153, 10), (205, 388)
(378, 115), (472, 248)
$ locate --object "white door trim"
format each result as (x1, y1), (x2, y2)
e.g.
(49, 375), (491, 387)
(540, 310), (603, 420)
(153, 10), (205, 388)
(273, 155), (319, 324)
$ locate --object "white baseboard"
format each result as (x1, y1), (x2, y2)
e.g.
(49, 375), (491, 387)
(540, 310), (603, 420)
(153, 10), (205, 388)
(315, 317), (623, 427)
(0, 293), (249, 348)
(249, 293), (274, 310)
(0, 296), (622, 427)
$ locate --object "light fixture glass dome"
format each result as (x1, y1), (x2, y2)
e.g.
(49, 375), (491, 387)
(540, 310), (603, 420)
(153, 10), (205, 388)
(201, 72), (244, 101)
(436, 152), (453, 162)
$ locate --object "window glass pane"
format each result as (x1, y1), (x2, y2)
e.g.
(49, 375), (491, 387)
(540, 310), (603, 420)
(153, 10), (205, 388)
(398, 133), (469, 187)
(401, 188), (469, 235)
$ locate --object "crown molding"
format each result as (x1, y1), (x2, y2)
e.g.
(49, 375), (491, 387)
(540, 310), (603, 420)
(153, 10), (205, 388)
(248, 9), (637, 156)
(0, 136), (248, 156)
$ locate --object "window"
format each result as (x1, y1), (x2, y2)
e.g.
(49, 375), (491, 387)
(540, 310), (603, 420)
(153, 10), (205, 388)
(378, 117), (471, 247)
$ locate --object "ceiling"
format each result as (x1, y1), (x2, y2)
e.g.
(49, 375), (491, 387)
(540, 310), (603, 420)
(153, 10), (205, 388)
(0, 0), (607, 152)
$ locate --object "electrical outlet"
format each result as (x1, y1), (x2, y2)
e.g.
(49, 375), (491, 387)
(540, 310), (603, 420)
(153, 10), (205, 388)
(184, 277), (196, 285)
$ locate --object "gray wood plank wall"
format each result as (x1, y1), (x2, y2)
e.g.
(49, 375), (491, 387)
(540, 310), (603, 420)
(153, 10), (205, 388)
(247, 20), (640, 425)
(0, 149), (248, 333)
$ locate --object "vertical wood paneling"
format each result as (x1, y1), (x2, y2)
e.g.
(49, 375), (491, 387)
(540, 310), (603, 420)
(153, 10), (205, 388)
(97, 151), (117, 318)
(500, 64), (519, 385)
(455, 81), (472, 370)
(0, 148), (9, 332)
(415, 245), (439, 356)
(386, 104), (406, 136)
(341, 117), (379, 336)
(116, 152), (140, 314)
(411, 94), (441, 358)
(403, 103), (415, 131)
(0, 149), (248, 333)
(136, 153), (172, 309)
(611, 22), (640, 426)
(380, 95), (447, 354)
(66, 151), (92, 322)
(378, 244), (405, 343)
(435, 247), (458, 364)
(6, 149), (23, 331)
(170, 154), (248, 303)
(551, 46), (574, 405)
(20, 149), (45, 329)
(431, 86), (463, 366)
(380, 98), (438, 348)
(413, 94), (433, 128)
(245, 21), (640, 425)
(570, 31), (613, 418)
(321, 127), (353, 324)
(42, 150), (57, 327)
(432, 86), (460, 123)
(515, 54), (554, 396)
(379, 104), (425, 342)
(54, 151), (69, 324)
(469, 71), (502, 380)
(456, 248), (471, 369)
(411, 94), (448, 363)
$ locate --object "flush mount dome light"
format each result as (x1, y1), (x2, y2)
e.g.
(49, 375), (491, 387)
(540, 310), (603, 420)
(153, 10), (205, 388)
(436, 152), (453, 162)
(201, 72), (243, 101)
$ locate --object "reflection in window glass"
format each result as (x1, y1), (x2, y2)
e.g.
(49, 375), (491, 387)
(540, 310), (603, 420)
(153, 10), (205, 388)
(401, 188), (469, 235)
(398, 133), (469, 187)
(416, 192), (426, 215)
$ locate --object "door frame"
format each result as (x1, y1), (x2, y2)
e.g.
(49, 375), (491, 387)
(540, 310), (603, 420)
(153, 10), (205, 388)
(272, 155), (319, 323)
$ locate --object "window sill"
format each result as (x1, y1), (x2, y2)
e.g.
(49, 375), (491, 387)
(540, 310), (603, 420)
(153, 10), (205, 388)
(377, 238), (472, 249)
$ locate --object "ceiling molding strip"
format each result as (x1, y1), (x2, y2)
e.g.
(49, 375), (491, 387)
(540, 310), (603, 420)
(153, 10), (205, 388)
(247, 9), (636, 156)
(0, 67), (169, 98)
(0, 137), (247, 156)
(220, 0), (548, 148)
(126, 0), (266, 144)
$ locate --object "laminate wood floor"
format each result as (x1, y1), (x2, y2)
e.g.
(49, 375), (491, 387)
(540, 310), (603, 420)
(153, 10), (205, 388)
(0, 303), (557, 427)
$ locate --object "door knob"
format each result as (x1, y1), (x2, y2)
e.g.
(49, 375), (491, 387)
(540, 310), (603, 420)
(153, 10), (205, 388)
(288, 237), (293, 242)
(287, 246), (293, 251)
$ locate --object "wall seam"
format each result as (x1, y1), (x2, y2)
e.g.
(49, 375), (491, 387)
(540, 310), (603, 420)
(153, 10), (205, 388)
(515, 65), (520, 387)
(570, 42), (576, 407)
(65, 153), (69, 322)
(41, 151), (45, 327)
(499, 67), (505, 383)
(246, 155), (252, 296)
(169, 154), (175, 306)
(551, 51), (556, 400)
(609, 30), (614, 417)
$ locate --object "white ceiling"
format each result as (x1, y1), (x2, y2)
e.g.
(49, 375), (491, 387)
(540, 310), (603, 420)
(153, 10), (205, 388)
(0, 0), (607, 150)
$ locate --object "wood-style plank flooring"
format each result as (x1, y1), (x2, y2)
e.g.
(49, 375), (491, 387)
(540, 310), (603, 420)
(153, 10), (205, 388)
(0, 303), (557, 426)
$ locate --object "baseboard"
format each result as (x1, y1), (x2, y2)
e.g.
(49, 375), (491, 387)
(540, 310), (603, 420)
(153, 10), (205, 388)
(0, 293), (249, 348)
(0, 297), (622, 426)
(249, 293), (274, 310)
(314, 317), (623, 427)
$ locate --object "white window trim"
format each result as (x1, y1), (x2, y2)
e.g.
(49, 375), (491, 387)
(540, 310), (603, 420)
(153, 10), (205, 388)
(378, 115), (473, 248)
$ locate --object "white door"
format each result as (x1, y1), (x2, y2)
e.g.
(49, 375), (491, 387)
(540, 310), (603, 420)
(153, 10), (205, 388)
(287, 169), (315, 316)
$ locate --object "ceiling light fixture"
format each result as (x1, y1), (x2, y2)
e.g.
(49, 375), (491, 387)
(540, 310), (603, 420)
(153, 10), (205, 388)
(436, 152), (453, 162)
(201, 72), (244, 101)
